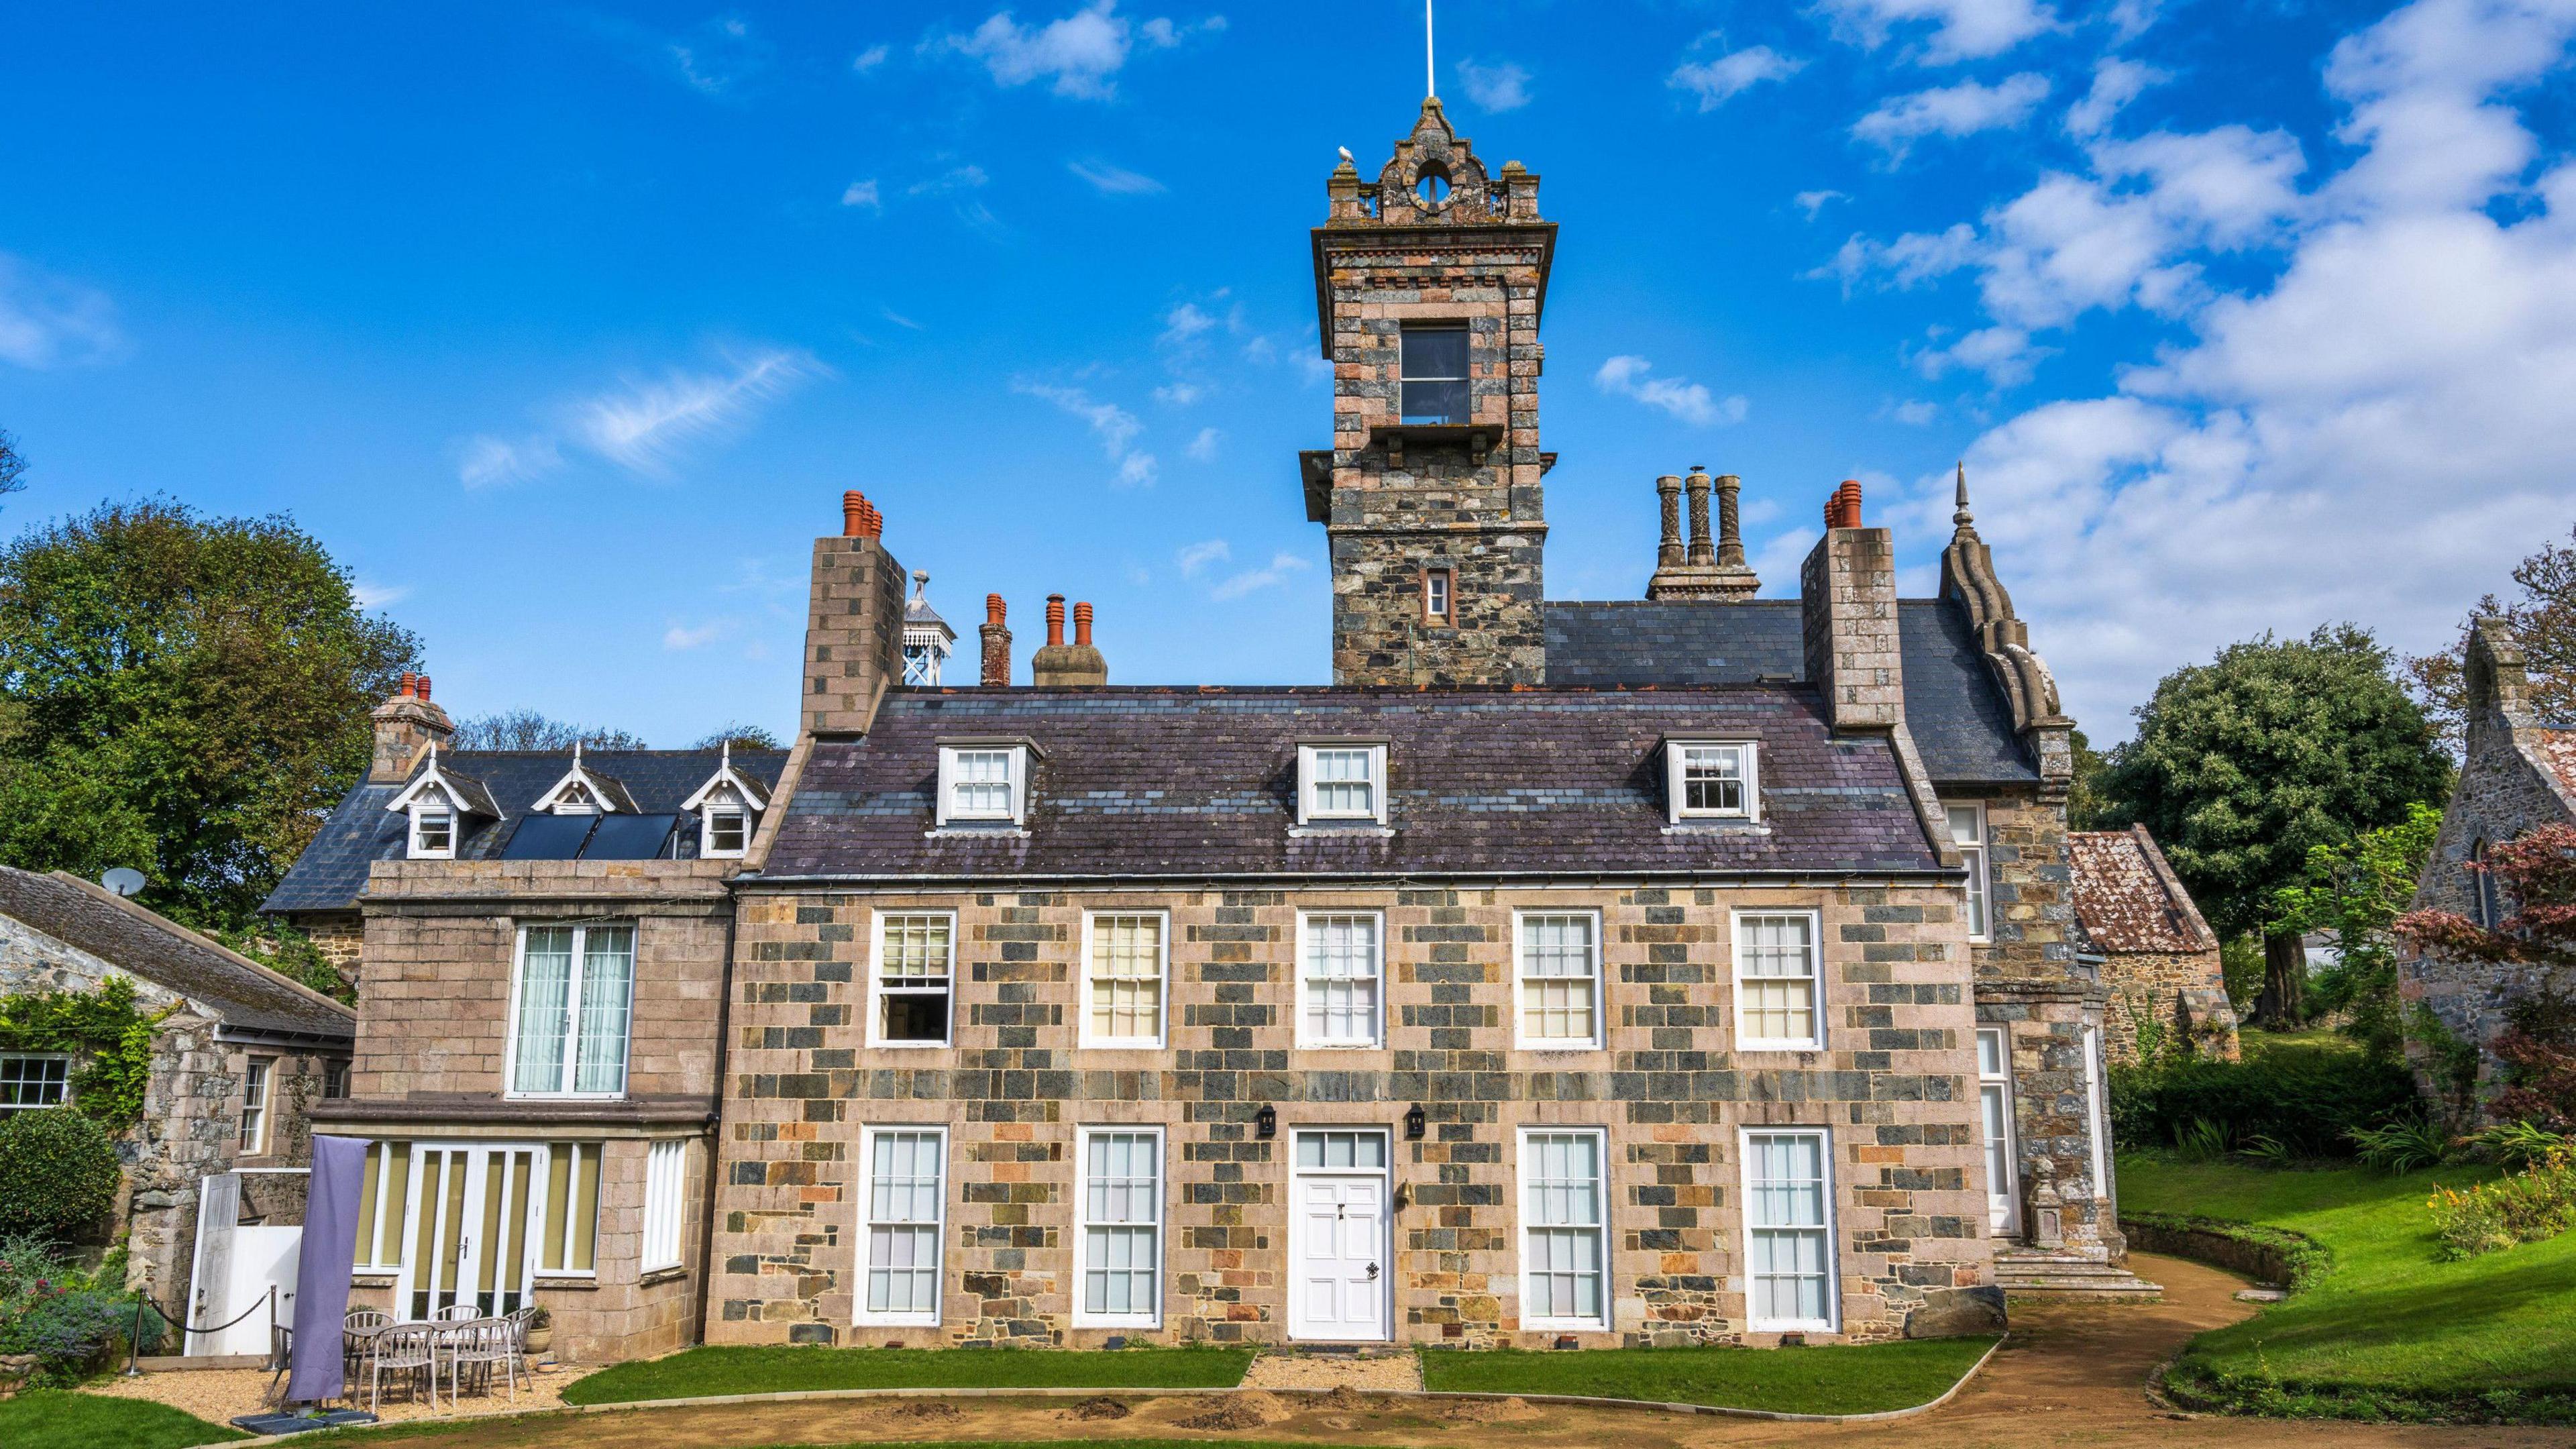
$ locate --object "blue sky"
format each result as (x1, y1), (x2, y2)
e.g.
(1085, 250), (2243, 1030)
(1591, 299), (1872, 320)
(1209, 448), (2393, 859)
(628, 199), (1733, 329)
(6, 0), (2575, 746)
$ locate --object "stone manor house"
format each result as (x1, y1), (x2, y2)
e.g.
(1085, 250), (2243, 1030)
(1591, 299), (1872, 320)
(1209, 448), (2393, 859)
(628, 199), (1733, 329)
(264, 99), (2141, 1361)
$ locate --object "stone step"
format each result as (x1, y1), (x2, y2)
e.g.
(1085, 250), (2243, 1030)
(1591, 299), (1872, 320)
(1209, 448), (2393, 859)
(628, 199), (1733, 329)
(1994, 1254), (2164, 1300)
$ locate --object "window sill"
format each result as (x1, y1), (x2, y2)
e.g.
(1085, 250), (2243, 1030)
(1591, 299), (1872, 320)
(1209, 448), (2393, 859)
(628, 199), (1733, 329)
(1662, 820), (1768, 835)
(1289, 824), (1394, 839)
(639, 1265), (688, 1287)
(1737, 1042), (1825, 1055)
(926, 825), (1030, 839)
(1513, 1042), (1606, 1055)
(1079, 1040), (1169, 1053)
(866, 1039), (953, 1051)
(1293, 1040), (1387, 1052)
(533, 1277), (602, 1293)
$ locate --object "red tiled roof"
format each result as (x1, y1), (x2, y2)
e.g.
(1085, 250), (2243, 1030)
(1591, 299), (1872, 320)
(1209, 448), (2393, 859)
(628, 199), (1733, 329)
(2068, 825), (2219, 955)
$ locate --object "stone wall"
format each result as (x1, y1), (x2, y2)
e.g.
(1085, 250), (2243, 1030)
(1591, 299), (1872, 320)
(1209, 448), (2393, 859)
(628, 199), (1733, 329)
(707, 880), (1992, 1350)
(2101, 947), (2237, 1063)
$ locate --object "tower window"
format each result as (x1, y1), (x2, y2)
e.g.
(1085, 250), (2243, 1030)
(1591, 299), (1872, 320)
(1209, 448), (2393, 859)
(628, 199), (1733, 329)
(1400, 324), (1470, 425)
(1424, 568), (1454, 625)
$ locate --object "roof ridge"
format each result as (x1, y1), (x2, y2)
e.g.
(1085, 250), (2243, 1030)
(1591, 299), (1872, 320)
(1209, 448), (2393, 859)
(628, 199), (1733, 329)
(47, 871), (356, 1023)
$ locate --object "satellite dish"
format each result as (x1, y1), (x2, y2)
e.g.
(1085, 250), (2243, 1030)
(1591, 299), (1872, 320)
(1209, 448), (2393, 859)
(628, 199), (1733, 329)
(101, 868), (146, 898)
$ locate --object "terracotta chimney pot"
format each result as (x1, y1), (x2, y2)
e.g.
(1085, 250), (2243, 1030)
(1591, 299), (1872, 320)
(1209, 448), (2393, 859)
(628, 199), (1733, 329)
(1045, 594), (1067, 647)
(1074, 601), (1094, 647)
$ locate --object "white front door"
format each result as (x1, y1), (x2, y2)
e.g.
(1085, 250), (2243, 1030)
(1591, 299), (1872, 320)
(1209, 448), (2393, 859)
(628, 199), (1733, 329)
(1288, 1131), (1390, 1342)
(394, 1143), (545, 1320)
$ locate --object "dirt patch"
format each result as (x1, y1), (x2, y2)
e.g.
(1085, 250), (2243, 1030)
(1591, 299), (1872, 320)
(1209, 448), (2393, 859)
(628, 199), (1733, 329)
(879, 1400), (959, 1424)
(1439, 1394), (1534, 1422)
(1063, 1395), (1130, 1421)
(1175, 1390), (1288, 1430)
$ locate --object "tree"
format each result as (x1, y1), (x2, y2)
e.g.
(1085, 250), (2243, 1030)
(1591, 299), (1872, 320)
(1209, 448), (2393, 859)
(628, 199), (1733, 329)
(0, 429), (25, 501)
(0, 500), (418, 929)
(2397, 825), (2576, 1130)
(2066, 727), (2112, 830)
(2269, 803), (2443, 1058)
(692, 723), (780, 751)
(449, 710), (646, 751)
(2093, 625), (2453, 1028)
(2408, 524), (2576, 752)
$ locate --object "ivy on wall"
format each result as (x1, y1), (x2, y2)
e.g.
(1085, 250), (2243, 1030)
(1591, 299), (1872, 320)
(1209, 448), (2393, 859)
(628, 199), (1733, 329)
(0, 975), (173, 1132)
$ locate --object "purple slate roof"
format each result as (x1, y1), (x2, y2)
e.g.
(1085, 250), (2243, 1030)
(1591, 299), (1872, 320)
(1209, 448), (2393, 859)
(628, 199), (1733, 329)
(761, 686), (1943, 881)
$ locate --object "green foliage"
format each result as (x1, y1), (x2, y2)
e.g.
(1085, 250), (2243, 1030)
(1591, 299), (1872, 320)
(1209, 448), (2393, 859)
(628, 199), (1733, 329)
(2469, 1121), (2575, 1171)
(2407, 524), (2576, 754)
(212, 922), (351, 1005)
(2110, 1043), (2420, 1159)
(0, 429), (25, 501)
(1415, 1336), (2000, 1415)
(2065, 726), (2111, 829)
(2269, 803), (2444, 1059)
(2428, 1146), (2576, 1260)
(2219, 934), (2267, 1011)
(2122, 1153), (2576, 1422)
(561, 1344), (1253, 1405)
(0, 500), (419, 931)
(2117, 1208), (2335, 1293)
(2347, 1116), (2451, 1174)
(0, 1392), (244, 1449)
(0, 976), (166, 1130)
(692, 722), (781, 751)
(0, 1110), (121, 1243)
(0, 1234), (174, 1389)
(2410, 1003), (2485, 1110)
(2091, 625), (2452, 941)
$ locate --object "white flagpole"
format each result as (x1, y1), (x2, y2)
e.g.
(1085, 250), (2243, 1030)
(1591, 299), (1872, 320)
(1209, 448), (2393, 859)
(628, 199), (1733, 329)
(1426, 0), (1436, 99)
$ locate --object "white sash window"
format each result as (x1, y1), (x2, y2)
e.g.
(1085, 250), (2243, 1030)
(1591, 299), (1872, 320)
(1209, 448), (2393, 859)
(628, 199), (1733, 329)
(508, 924), (635, 1097)
(1733, 912), (1823, 1051)
(1515, 911), (1603, 1050)
(1519, 1128), (1609, 1330)
(859, 1126), (947, 1325)
(1299, 912), (1383, 1047)
(1076, 1128), (1163, 1327)
(1083, 912), (1167, 1048)
(1743, 1128), (1836, 1332)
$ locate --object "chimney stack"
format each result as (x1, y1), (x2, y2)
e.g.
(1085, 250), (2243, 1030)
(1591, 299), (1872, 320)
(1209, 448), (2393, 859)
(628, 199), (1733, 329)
(1715, 474), (1747, 568)
(802, 490), (906, 738)
(1801, 480), (1902, 733)
(1031, 594), (1108, 686)
(1684, 467), (1715, 566)
(1655, 475), (1684, 569)
(981, 595), (1012, 687)
(369, 669), (455, 783)
(1646, 468), (1762, 602)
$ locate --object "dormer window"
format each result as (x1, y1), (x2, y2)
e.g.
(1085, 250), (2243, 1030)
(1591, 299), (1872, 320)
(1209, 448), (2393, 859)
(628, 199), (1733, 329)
(936, 743), (1030, 827)
(553, 782), (598, 815)
(1666, 740), (1759, 823)
(1400, 323), (1469, 425)
(704, 805), (750, 857)
(1298, 743), (1389, 826)
(410, 804), (455, 859)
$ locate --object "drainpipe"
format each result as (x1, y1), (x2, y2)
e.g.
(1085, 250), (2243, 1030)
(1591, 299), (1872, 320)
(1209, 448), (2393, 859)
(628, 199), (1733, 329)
(691, 894), (740, 1345)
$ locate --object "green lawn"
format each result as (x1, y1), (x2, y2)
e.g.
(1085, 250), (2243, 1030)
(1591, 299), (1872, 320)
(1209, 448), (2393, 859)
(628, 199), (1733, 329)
(1, 1391), (245, 1449)
(2121, 1152), (2576, 1421)
(1416, 1336), (1998, 1416)
(2236, 1026), (2357, 1059)
(559, 1344), (1254, 1405)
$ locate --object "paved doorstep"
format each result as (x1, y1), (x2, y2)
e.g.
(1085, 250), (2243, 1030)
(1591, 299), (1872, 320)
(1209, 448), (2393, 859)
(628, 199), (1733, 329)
(1240, 1350), (1424, 1392)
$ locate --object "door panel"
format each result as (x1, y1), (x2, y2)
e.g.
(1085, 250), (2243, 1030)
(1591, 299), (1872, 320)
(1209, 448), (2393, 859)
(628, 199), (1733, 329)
(396, 1144), (547, 1320)
(1288, 1147), (1390, 1342)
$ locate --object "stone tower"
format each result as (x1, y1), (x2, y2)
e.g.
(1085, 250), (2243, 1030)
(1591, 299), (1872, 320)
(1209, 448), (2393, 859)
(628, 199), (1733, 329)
(1303, 98), (1556, 686)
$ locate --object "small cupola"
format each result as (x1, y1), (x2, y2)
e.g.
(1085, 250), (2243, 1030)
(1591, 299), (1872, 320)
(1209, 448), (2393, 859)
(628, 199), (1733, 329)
(902, 570), (957, 685)
(682, 741), (773, 859)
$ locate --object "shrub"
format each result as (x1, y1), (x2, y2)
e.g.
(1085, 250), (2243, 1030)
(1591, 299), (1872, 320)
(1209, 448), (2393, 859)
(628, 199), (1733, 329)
(0, 1108), (121, 1242)
(2428, 1148), (2576, 1261)
(2111, 1044), (2421, 1159)
(2467, 1121), (2573, 1171)
(2349, 1116), (2451, 1174)
(0, 1232), (161, 1384)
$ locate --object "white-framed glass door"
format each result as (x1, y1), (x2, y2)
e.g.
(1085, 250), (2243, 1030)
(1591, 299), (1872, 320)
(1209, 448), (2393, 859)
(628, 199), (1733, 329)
(1287, 1128), (1391, 1342)
(1976, 1028), (2021, 1236)
(394, 1142), (547, 1320)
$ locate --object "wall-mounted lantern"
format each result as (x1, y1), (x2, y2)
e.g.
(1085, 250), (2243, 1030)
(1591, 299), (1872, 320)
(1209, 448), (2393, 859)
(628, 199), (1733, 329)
(1405, 1104), (1427, 1140)
(1256, 1104), (1277, 1139)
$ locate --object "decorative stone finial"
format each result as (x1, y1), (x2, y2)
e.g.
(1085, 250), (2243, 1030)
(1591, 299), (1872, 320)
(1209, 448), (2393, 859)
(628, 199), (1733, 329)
(1953, 462), (1974, 530)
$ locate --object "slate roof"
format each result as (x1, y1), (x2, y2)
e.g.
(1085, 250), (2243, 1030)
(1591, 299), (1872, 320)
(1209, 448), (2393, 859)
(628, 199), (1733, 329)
(762, 686), (1941, 881)
(1540, 598), (2037, 784)
(264, 749), (786, 914)
(0, 867), (354, 1042)
(2068, 826), (2220, 955)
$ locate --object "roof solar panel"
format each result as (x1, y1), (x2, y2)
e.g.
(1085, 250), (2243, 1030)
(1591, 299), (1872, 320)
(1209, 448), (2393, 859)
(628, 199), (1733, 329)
(583, 812), (679, 861)
(500, 814), (597, 859)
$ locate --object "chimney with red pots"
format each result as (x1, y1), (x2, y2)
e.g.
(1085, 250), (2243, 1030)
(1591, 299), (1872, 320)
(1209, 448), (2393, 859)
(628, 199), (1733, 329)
(980, 595), (1013, 687)
(369, 668), (455, 782)
(1800, 478), (1903, 733)
(802, 489), (906, 738)
(1030, 593), (1109, 686)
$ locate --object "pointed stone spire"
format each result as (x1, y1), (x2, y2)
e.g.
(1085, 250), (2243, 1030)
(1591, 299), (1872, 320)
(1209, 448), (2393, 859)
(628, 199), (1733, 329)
(1953, 460), (1975, 531)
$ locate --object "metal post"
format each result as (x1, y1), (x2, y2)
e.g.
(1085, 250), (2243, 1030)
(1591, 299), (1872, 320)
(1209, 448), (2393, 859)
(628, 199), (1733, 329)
(125, 1294), (145, 1376)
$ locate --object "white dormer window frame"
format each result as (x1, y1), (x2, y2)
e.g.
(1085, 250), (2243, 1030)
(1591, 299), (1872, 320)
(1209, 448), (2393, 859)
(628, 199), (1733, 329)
(936, 743), (1030, 827)
(1297, 742), (1389, 826)
(409, 800), (457, 859)
(533, 748), (625, 817)
(1666, 739), (1760, 824)
(701, 794), (751, 858)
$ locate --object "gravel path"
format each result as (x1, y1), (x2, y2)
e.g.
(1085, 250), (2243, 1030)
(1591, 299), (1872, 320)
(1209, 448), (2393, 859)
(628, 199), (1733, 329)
(82, 1358), (574, 1426)
(1241, 1350), (1424, 1391)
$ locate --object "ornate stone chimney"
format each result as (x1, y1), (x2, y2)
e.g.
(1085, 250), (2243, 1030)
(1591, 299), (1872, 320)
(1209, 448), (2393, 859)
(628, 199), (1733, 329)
(1646, 466), (1761, 600)
(369, 672), (453, 783)
(979, 595), (1012, 688)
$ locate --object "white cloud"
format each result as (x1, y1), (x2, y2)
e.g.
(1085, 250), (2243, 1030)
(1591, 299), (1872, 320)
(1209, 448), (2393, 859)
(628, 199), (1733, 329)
(1069, 160), (1167, 194)
(841, 178), (882, 210)
(1853, 73), (2051, 160)
(1177, 539), (1230, 577)
(1669, 42), (1801, 111)
(0, 254), (123, 369)
(1915, 324), (2048, 385)
(1160, 303), (1218, 343)
(1595, 355), (1749, 427)
(1019, 378), (1161, 486)
(1212, 551), (1311, 600)
(941, 1), (1177, 100)
(663, 620), (726, 650)
(2066, 56), (2167, 139)
(1888, 399), (1941, 425)
(1116, 451), (1159, 486)
(909, 164), (988, 196)
(1457, 58), (1532, 112)
(881, 306), (924, 331)
(1187, 425), (1222, 460)
(573, 350), (820, 476)
(664, 15), (767, 97)
(1152, 381), (1205, 405)
(352, 581), (411, 610)
(1796, 189), (1847, 219)
(1888, 0), (2576, 736)
(456, 433), (562, 489)
(1817, 0), (2058, 62)
(852, 43), (890, 72)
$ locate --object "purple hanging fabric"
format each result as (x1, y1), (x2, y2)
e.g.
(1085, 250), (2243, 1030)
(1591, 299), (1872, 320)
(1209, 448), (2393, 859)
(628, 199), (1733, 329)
(286, 1134), (366, 1405)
